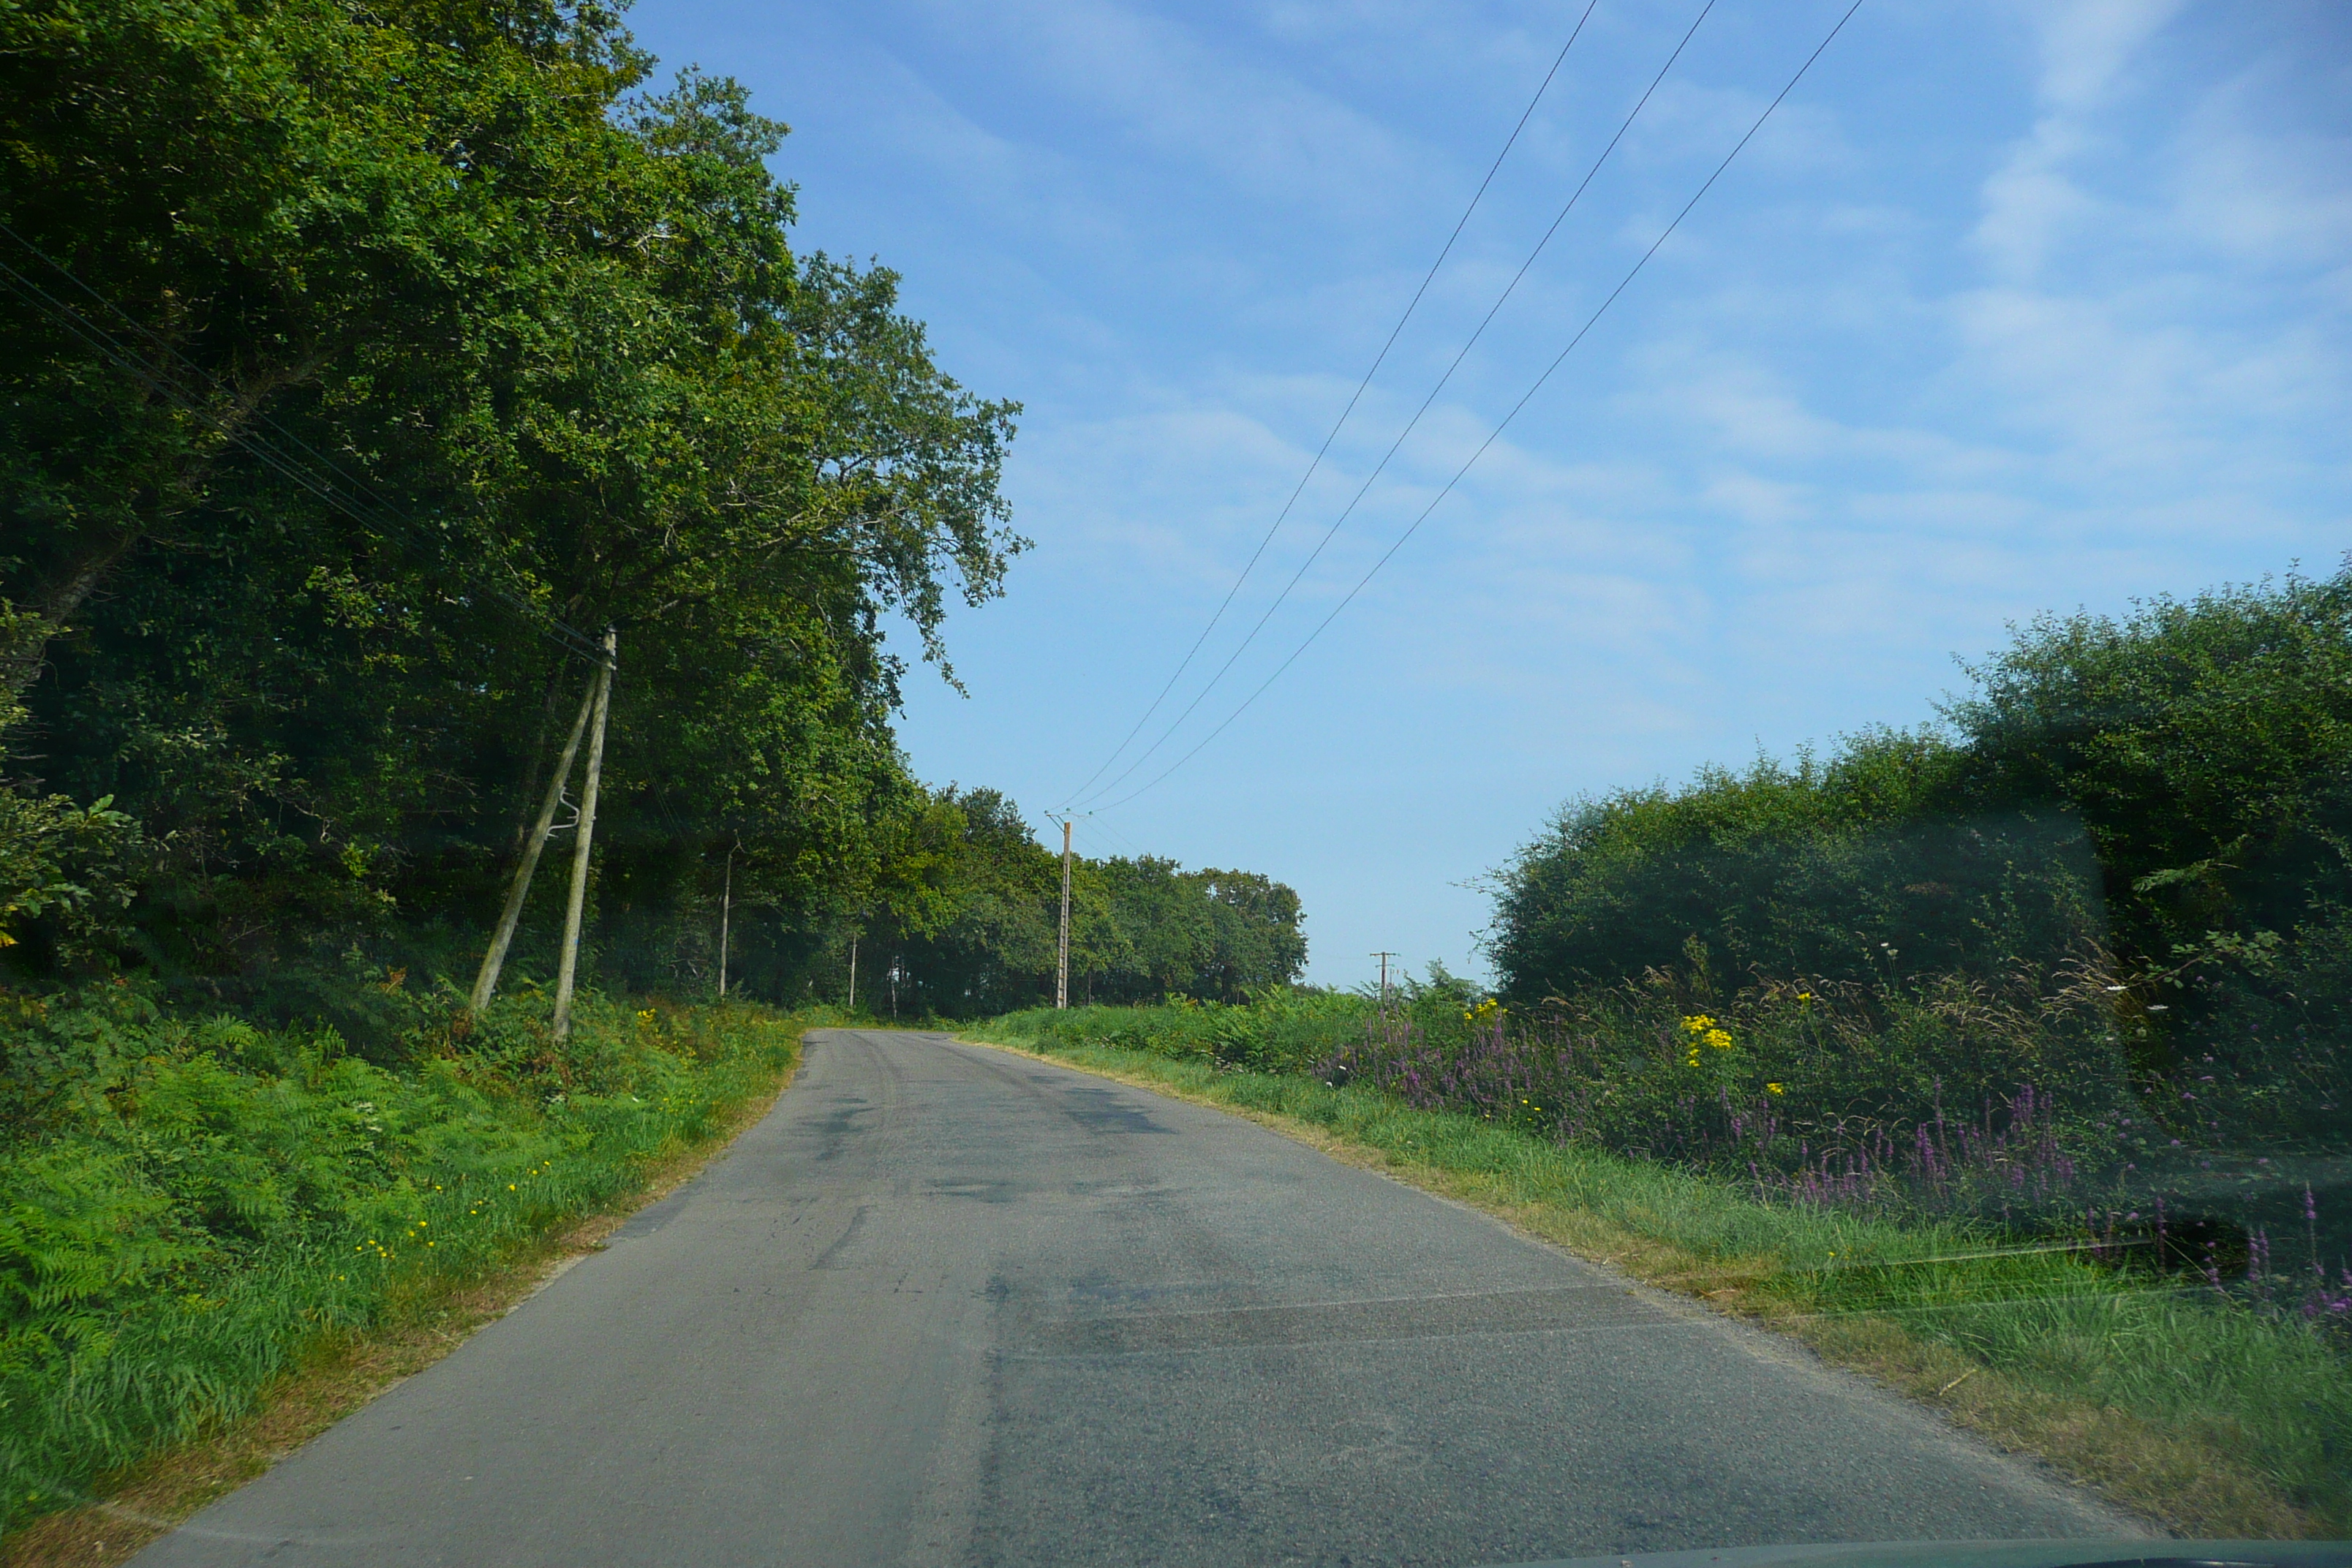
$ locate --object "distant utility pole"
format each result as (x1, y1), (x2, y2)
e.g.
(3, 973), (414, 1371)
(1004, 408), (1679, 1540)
(1056, 818), (1074, 1009)
(1371, 951), (1398, 1009)
(551, 627), (618, 1042)
(848, 931), (859, 1014)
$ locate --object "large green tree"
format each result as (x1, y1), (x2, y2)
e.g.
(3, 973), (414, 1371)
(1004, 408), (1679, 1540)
(0, 0), (1023, 996)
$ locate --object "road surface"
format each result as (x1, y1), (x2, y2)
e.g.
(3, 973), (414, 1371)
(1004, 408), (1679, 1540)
(133, 1028), (2145, 1567)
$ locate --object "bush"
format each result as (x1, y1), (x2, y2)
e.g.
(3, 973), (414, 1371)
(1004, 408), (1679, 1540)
(991, 987), (1374, 1077)
(0, 785), (141, 979)
(1490, 571), (2352, 1145)
(1489, 733), (2108, 1003)
(1325, 969), (2136, 1230)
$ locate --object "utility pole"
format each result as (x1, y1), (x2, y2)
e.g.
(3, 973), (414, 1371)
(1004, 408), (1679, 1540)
(470, 667), (598, 1014)
(847, 931), (859, 1014)
(551, 627), (617, 1042)
(1371, 951), (1398, 1009)
(717, 837), (737, 1000)
(1056, 817), (1074, 1009)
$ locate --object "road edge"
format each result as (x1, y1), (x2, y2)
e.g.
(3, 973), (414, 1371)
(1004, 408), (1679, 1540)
(953, 1030), (2316, 1541)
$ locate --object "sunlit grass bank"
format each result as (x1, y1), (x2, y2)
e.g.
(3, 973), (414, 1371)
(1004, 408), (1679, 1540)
(0, 985), (825, 1539)
(967, 1014), (2351, 1538)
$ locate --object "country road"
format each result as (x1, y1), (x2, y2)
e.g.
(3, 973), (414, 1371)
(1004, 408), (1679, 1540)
(133, 1029), (2146, 1568)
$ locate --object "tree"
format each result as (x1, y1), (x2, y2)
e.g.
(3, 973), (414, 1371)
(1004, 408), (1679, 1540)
(1, 0), (1023, 996)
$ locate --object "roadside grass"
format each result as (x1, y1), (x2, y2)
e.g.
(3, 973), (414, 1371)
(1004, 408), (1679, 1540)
(0, 994), (832, 1558)
(961, 1024), (2351, 1539)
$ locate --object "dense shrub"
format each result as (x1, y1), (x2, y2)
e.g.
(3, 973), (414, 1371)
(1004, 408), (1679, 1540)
(1488, 731), (2108, 999)
(1951, 572), (2352, 963)
(1490, 571), (2352, 1126)
(1327, 972), (2136, 1228)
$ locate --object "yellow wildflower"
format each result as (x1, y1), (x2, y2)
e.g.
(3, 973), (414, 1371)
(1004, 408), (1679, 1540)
(1678, 1014), (1733, 1058)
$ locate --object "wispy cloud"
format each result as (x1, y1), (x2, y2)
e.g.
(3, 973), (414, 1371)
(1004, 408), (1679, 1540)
(1972, 0), (2186, 278)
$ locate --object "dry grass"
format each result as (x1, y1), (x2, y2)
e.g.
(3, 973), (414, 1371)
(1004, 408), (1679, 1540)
(960, 1033), (2321, 1539)
(0, 1058), (805, 1568)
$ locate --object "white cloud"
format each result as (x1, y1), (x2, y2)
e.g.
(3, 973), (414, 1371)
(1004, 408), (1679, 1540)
(2030, 0), (2187, 112)
(2172, 83), (2352, 276)
(916, 0), (1441, 219)
(1972, 0), (2186, 279)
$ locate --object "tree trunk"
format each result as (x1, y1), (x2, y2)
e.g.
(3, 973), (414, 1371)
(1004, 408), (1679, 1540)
(1, 524), (142, 709)
(3, 328), (320, 714)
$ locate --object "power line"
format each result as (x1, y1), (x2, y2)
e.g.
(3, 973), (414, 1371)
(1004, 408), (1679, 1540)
(1091, 818), (1153, 861)
(1071, 816), (1137, 859)
(1068, 0), (1718, 811)
(1095, 0), (1869, 813)
(1056, 1), (1602, 810)
(0, 221), (606, 665)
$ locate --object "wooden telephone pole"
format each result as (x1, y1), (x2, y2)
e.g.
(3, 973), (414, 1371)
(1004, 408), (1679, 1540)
(550, 627), (617, 1041)
(717, 837), (737, 1000)
(470, 668), (597, 1014)
(1371, 951), (1398, 1009)
(470, 627), (615, 1024)
(1056, 818), (1073, 1009)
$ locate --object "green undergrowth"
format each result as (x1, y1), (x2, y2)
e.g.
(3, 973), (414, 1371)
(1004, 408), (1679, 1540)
(0, 982), (829, 1539)
(966, 1020), (2352, 1536)
(990, 990), (1370, 1076)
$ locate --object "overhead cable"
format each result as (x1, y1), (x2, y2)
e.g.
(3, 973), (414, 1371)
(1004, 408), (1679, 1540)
(1068, 0), (1718, 810)
(1055, 1), (1602, 810)
(1095, 0), (1869, 812)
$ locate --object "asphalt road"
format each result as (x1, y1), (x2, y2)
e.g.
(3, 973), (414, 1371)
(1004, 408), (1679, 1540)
(133, 1029), (2147, 1568)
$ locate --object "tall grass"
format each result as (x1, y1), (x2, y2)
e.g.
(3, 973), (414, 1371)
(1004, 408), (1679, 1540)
(0, 981), (823, 1537)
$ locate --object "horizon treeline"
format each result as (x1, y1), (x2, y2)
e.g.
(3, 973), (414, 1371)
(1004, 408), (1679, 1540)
(811, 786), (1307, 1019)
(0, 0), (1305, 1033)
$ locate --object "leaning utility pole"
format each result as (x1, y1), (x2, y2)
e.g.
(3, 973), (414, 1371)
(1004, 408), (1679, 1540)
(551, 627), (617, 1042)
(1371, 951), (1398, 1009)
(470, 668), (598, 1014)
(717, 837), (737, 1000)
(1056, 818), (1074, 1009)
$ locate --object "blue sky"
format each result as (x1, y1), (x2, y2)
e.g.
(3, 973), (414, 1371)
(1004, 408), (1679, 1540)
(625, 0), (2351, 987)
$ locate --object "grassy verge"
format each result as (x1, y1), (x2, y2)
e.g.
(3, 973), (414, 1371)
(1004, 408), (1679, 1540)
(0, 990), (833, 1558)
(962, 1021), (2351, 1539)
